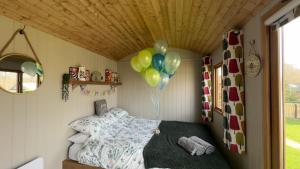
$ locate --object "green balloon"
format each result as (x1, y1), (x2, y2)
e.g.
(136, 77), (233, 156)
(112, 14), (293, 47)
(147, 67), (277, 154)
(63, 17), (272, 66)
(138, 49), (152, 68)
(145, 68), (161, 87)
(164, 52), (181, 75)
(130, 55), (143, 72)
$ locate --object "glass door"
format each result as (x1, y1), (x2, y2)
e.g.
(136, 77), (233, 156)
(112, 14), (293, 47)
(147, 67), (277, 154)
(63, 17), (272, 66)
(281, 17), (300, 169)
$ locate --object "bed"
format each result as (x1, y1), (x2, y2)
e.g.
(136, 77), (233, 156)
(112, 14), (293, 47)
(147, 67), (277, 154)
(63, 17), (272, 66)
(64, 100), (230, 169)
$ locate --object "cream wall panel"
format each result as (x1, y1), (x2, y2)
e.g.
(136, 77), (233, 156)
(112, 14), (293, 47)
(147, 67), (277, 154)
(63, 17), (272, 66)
(0, 15), (117, 169)
(117, 49), (202, 122)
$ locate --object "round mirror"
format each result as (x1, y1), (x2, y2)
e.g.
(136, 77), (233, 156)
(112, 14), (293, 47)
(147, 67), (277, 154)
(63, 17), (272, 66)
(0, 53), (44, 94)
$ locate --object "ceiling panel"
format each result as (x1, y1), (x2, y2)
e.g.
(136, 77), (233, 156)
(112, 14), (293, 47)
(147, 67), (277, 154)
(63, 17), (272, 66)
(0, 0), (270, 60)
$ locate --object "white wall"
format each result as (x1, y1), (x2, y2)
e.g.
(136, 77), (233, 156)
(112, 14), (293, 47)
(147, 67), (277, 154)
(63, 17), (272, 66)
(0, 16), (117, 169)
(209, 1), (279, 169)
(117, 48), (202, 122)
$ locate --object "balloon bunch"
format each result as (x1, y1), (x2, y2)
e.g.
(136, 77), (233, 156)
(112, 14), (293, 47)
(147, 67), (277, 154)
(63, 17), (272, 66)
(130, 40), (181, 89)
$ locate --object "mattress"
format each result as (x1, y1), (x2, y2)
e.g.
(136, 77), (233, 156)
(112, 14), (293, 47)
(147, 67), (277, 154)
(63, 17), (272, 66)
(68, 143), (83, 161)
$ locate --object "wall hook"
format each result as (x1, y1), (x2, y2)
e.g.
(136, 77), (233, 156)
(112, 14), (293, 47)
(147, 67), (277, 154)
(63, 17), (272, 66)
(19, 25), (26, 34)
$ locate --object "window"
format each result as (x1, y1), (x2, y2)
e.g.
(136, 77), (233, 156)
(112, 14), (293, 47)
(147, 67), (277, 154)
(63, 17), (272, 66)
(0, 69), (39, 93)
(22, 73), (38, 93)
(214, 63), (223, 113)
(0, 70), (18, 93)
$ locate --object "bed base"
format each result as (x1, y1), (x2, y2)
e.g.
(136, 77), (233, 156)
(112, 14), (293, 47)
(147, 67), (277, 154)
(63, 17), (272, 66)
(63, 159), (105, 169)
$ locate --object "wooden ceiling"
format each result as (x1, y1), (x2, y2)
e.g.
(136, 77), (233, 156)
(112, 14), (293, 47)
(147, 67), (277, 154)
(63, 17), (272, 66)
(0, 0), (269, 60)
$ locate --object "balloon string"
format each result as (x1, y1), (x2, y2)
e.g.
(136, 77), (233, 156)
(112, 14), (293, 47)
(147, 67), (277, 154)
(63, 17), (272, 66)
(150, 88), (161, 120)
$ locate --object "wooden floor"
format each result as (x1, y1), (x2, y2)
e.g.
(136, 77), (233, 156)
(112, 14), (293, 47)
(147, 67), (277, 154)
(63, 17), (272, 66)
(63, 159), (105, 169)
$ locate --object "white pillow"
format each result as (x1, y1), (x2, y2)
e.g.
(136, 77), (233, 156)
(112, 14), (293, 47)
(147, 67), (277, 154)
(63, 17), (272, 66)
(68, 115), (117, 136)
(69, 143), (84, 161)
(68, 133), (90, 144)
(69, 115), (104, 135)
(108, 107), (129, 119)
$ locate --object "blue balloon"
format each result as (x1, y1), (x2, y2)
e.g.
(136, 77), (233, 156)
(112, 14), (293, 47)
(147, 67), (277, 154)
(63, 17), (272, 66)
(159, 72), (169, 90)
(161, 69), (174, 78)
(152, 53), (165, 71)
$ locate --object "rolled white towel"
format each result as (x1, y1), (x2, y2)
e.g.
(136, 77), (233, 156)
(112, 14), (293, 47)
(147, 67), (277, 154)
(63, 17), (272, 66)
(190, 136), (215, 154)
(178, 137), (205, 156)
(195, 144), (206, 156)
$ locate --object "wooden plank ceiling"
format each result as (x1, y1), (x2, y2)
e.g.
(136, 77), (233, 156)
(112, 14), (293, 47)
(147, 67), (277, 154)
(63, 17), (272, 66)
(0, 0), (269, 60)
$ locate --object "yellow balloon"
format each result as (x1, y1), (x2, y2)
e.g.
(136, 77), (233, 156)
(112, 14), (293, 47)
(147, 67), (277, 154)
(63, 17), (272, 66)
(138, 49), (152, 68)
(130, 56), (143, 72)
(145, 68), (161, 87)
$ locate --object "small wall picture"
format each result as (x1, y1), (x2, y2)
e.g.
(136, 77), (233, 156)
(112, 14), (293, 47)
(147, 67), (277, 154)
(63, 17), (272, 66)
(78, 66), (86, 81)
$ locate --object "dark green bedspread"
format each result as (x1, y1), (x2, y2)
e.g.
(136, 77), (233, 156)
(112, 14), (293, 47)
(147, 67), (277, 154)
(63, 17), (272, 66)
(143, 121), (231, 169)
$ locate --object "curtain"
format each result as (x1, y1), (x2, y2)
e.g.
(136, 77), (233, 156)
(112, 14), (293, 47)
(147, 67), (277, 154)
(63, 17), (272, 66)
(201, 56), (212, 122)
(223, 30), (246, 154)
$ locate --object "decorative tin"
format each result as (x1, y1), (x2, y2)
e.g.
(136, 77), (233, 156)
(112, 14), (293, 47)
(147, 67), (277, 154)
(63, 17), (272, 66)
(85, 70), (91, 81)
(69, 67), (78, 80)
(78, 66), (86, 81)
(105, 69), (112, 82)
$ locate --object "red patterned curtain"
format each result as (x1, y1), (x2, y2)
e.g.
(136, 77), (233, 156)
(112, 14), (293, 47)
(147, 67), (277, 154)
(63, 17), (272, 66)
(223, 30), (246, 154)
(201, 56), (212, 122)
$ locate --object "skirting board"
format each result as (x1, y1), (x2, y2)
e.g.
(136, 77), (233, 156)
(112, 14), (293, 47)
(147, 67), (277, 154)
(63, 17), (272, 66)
(63, 159), (105, 169)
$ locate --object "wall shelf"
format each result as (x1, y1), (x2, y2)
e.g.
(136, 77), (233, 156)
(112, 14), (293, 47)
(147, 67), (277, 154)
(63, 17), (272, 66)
(69, 80), (122, 90)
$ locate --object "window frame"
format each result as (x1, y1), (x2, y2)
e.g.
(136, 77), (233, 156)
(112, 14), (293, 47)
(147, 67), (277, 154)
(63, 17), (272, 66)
(0, 68), (23, 93)
(213, 62), (223, 114)
(261, 2), (291, 169)
(0, 68), (40, 93)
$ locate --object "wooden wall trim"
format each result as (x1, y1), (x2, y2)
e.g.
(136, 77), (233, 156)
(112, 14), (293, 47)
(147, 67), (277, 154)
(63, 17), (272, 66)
(261, 1), (290, 169)
(270, 28), (284, 169)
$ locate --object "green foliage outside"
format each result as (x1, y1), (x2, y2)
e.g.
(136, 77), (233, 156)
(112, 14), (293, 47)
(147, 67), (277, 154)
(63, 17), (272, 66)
(286, 119), (300, 143)
(286, 146), (300, 169)
(284, 64), (300, 103)
(286, 118), (300, 169)
(285, 85), (299, 103)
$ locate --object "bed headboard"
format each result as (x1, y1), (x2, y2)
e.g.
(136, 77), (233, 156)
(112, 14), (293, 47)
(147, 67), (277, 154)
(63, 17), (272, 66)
(94, 99), (108, 116)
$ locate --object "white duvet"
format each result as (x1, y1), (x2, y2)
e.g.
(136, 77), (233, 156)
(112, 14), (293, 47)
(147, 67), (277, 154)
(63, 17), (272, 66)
(77, 113), (161, 169)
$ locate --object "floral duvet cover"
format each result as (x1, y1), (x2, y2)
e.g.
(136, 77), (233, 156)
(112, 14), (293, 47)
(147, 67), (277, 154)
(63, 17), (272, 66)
(77, 115), (161, 169)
